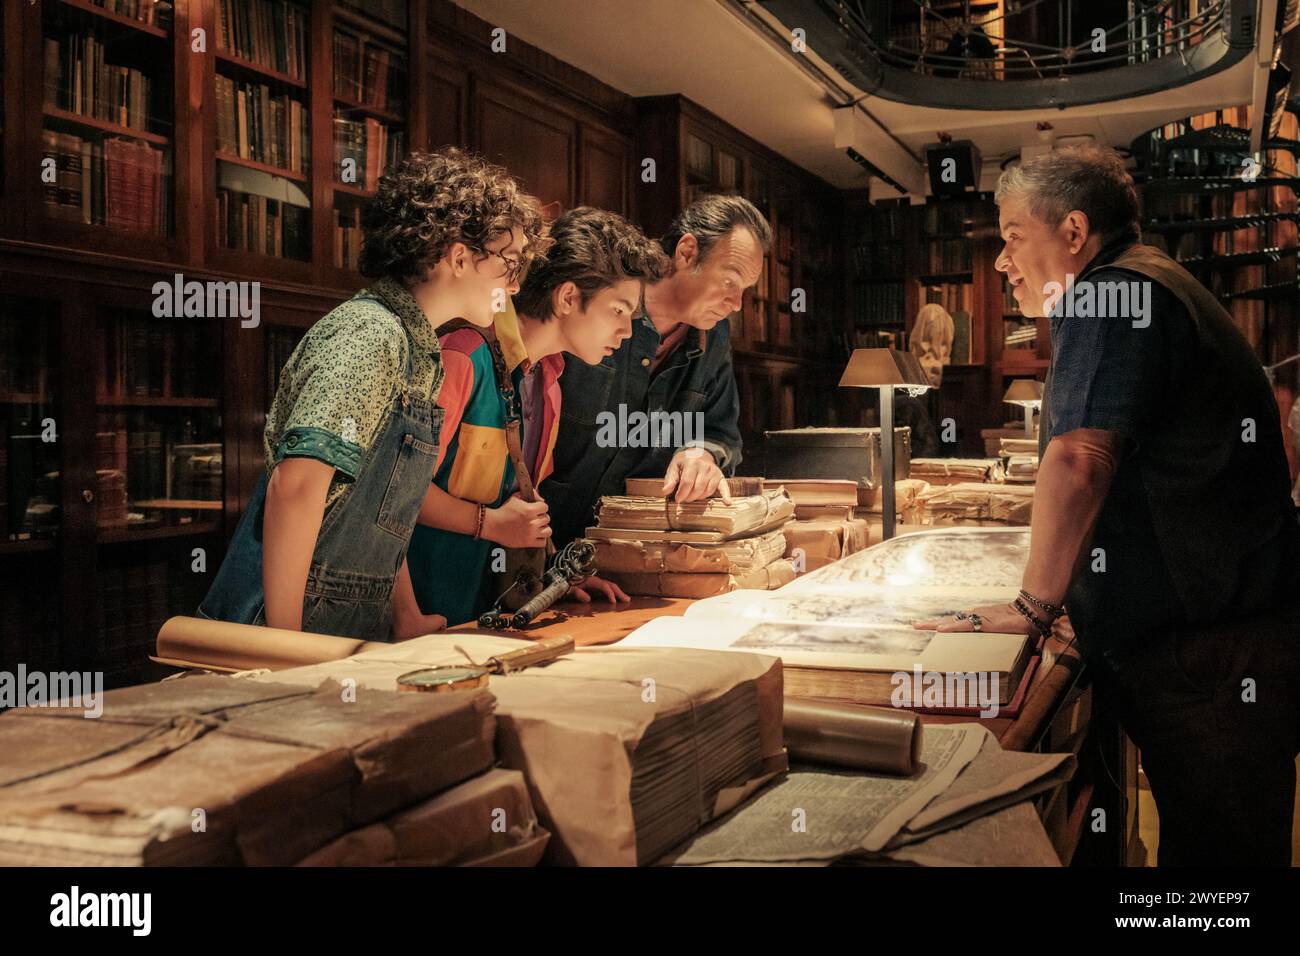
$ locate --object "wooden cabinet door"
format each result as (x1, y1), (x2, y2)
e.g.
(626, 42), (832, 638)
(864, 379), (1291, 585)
(579, 125), (631, 217)
(475, 80), (575, 212)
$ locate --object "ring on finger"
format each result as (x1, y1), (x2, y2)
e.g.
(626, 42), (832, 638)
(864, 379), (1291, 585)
(969, 613), (983, 632)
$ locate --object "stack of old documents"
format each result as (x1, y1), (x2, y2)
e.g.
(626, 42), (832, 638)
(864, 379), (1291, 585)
(997, 438), (1040, 484)
(297, 768), (549, 866)
(982, 424), (1038, 457)
(919, 482), (1035, 526)
(258, 633), (787, 866)
(0, 676), (496, 865)
(586, 482), (797, 598)
(910, 458), (1006, 485)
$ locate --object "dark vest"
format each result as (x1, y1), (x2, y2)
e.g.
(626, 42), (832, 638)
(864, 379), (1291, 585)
(1044, 242), (1297, 645)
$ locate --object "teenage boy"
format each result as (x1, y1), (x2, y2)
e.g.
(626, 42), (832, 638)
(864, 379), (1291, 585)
(403, 206), (669, 625)
(199, 148), (546, 641)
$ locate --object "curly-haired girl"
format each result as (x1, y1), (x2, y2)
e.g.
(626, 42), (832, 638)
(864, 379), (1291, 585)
(199, 147), (546, 642)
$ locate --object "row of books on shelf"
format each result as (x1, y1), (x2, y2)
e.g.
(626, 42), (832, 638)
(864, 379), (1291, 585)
(339, 0), (408, 29)
(72, 0), (174, 28)
(925, 238), (972, 273)
(333, 31), (406, 110)
(0, 318), (53, 398)
(855, 203), (906, 241)
(43, 33), (157, 133)
(853, 280), (904, 326)
(266, 327), (306, 401)
(217, 186), (310, 259)
(1148, 213), (1300, 260)
(94, 429), (220, 509)
(217, 0), (309, 82)
(848, 327), (907, 352)
(215, 74), (309, 174)
(98, 317), (218, 399)
(335, 204), (364, 271)
(851, 242), (905, 280)
(41, 130), (167, 234)
(924, 282), (972, 315)
(1147, 186), (1297, 223)
(333, 116), (404, 191)
(922, 201), (973, 238)
(1002, 278), (1018, 313)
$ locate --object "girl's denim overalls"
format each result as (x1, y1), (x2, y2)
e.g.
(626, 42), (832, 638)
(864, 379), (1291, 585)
(198, 299), (443, 642)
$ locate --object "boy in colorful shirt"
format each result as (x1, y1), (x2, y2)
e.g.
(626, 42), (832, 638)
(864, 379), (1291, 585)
(199, 149), (546, 641)
(403, 207), (669, 625)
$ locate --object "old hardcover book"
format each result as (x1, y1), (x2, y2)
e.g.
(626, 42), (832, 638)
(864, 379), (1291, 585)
(258, 635), (787, 866)
(593, 488), (794, 538)
(0, 676), (495, 866)
(590, 528), (786, 575)
(607, 558), (798, 599)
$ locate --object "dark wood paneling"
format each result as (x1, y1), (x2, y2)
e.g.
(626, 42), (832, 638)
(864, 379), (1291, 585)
(579, 126), (631, 217)
(476, 81), (576, 212)
(423, 56), (468, 150)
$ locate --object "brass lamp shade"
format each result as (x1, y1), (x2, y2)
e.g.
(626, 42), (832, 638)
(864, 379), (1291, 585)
(839, 348), (932, 389)
(1003, 379), (1045, 406)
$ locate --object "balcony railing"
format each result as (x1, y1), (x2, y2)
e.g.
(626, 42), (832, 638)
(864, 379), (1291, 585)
(759, 0), (1261, 110)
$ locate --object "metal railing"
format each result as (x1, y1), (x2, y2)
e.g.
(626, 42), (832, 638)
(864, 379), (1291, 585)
(830, 0), (1228, 81)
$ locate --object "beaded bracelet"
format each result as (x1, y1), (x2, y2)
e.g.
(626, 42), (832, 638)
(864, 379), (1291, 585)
(1012, 596), (1053, 637)
(1018, 588), (1064, 620)
(472, 504), (486, 540)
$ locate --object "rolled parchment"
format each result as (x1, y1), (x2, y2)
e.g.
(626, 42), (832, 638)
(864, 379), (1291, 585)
(154, 615), (389, 673)
(784, 698), (923, 775)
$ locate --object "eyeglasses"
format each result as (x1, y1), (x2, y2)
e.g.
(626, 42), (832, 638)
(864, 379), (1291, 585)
(487, 249), (529, 284)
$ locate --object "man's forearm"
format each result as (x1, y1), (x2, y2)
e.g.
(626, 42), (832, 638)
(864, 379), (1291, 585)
(1022, 430), (1119, 606)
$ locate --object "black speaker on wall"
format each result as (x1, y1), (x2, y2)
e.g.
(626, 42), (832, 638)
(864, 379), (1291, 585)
(924, 140), (981, 197)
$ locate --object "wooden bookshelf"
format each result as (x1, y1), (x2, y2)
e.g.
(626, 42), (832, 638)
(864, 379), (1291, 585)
(332, 181), (374, 198)
(214, 49), (309, 89)
(1140, 104), (1300, 392)
(331, 95), (403, 125)
(57, 0), (172, 39)
(96, 395), (221, 408)
(333, 2), (406, 47)
(1, 0), (855, 682)
(215, 150), (309, 182)
(98, 521), (221, 543)
(42, 105), (171, 145)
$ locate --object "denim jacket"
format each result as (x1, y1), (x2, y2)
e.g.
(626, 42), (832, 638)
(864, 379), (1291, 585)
(540, 308), (742, 547)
